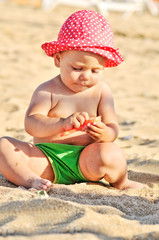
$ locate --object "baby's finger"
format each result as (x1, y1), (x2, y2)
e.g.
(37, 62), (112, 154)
(87, 125), (102, 135)
(81, 112), (89, 121)
(91, 121), (105, 129)
(72, 116), (81, 128)
(76, 114), (86, 125)
(87, 129), (100, 140)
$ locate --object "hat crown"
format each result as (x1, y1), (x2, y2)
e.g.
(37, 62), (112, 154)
(41, 10), (124, 67)
(57, 10), (114, 47)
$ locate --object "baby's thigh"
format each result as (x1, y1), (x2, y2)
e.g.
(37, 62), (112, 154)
(79, 142), (105, 181)
(79, 142), (124, 181)
(1, 137), (53, 178)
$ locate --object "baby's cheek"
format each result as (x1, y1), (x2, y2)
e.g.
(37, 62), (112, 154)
(92, 77), (100, 85)
(71, 72), (78, 80)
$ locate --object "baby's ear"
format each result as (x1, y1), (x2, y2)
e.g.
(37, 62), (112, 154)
(54, 53), (61, 68)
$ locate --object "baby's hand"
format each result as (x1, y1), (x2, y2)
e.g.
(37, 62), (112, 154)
(61, 115), (101, 137)
(86, 121), (107, 142)
(63, 112), (89, 131)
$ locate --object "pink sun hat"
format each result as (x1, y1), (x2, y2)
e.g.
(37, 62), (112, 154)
(41, 10), (124, 67)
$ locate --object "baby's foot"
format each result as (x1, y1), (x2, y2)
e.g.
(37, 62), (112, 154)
(111, 179), (147, 190)
(121, 179), (147, 190)
(29, 178), (52, 190)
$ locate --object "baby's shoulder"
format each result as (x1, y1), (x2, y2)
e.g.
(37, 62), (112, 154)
(35, 76), (58, 93)
(97, 81), (112, 94)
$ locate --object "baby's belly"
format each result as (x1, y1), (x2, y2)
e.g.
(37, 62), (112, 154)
(33, 131), (94, 146)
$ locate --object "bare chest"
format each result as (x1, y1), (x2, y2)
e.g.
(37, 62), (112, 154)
(48, 90), (100, 118)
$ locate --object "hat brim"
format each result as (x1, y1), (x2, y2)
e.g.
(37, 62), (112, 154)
(41, 41), (124, 67)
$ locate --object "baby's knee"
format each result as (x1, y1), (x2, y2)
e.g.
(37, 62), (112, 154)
(98, 142), (125, 168)
(0, 137), (13, 153)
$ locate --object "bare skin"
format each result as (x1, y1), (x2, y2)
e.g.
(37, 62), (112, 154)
(0, 51), (144, 190)
(0, 137), (53, 190)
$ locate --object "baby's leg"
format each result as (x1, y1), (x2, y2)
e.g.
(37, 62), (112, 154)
(79, 142), (143, 190)
(0, 137), (54, 190)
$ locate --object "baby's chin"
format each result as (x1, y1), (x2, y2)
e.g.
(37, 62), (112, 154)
(70, 84), (94, 93)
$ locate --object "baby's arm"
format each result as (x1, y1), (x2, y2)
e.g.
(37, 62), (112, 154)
(25, 84), (65, 138)
(86, 83), (119, 142)
(25, 83), (90, 138)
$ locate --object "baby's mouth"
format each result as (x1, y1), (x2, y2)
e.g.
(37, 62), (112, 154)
(79, 82), (89, 86)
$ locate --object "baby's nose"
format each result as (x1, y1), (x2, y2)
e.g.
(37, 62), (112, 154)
(80, 71), (91, 81)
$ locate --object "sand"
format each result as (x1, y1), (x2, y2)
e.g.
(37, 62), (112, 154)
(0, 1), (159, 239)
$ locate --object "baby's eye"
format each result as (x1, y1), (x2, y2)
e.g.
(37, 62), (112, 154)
(72, 67), (82, 71)
(92, 69), (100, 73)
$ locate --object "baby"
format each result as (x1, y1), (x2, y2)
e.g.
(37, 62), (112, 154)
(0, 10), (143, 190)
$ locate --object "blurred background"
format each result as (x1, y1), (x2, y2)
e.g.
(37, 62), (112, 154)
(0, 0), (159, 162)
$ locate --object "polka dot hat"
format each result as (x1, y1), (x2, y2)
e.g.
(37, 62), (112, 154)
(41, 10), (124, 67)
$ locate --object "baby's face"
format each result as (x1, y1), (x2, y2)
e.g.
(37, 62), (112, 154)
(56, 50), (105, 93)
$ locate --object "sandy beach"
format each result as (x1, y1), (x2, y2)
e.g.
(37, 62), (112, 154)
(0, 1), (159, 239)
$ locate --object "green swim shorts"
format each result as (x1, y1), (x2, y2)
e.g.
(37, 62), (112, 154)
(35, 143), (89, 184)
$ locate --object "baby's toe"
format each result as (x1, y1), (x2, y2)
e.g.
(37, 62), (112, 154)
(45, 180), (52, 187)
(39, 183), (47, 190)
(40, 179), (52, 190)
